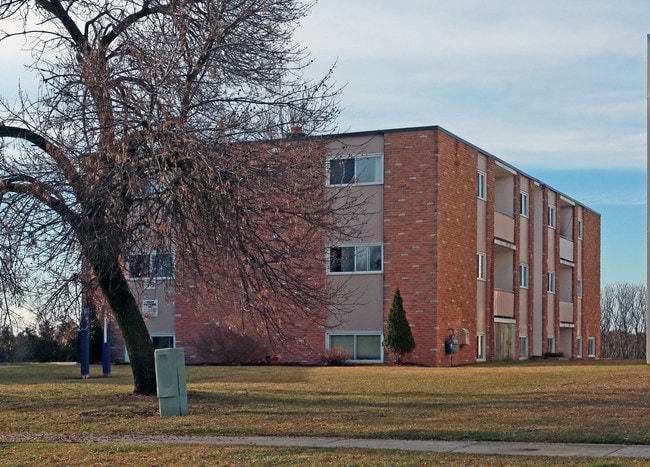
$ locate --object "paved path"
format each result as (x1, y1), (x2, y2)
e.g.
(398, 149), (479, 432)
(2, 434), (650, 459)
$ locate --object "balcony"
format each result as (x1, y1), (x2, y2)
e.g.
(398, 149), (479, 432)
(494, 289), (514, 318)
(559, 300), (574, 323)
(494, 211), (515, 244)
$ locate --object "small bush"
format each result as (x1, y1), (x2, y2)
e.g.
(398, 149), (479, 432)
(194, 324), (266, 365)
(543, 352), (564, 359)
(321, 347), (351, 366)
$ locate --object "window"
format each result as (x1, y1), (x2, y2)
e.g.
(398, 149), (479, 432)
(588, 337), (596, 357)
(152, 335), (174, 350)
(125, 334), (174, 362)
(547, 205), (556, 228)
(477, 172), (487, 200)
(578, 219), (583, 240)
(476, 334), (486, 360)
(577, 337), (583, 358)
(577, 279), (583, 299)
(519, 263), (529, 289)
(477, 253), (487, 280)
(519, 192), (529, 217)
(547, 271), (555, 294)
(328, 245), (382, 274)
(328, 155), (383, 186)
(128, 252), (174, 279)
(519, 336), (528, 359)
(328, 333), (383, 361)
(547, 337), (555, 353)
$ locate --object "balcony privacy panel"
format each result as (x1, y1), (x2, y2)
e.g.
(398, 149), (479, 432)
(494, 290), (515, 317)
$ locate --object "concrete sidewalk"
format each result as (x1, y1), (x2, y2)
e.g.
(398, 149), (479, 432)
(150, 436), (650, 459)
(2, 433), (650, 459)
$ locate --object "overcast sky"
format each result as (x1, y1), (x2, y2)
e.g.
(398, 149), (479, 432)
(0, 1), (647, 288)
(295, 0), (648, 286)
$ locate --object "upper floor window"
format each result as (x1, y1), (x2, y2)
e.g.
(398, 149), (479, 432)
(328, 244), (383, 274)
(547, 205), (556, 228)
(577, 278), (583, 299)
(578, 219), (583, 239)
(328, 155), (383, 186)
(129, 252), (174, 279)
(519, 192), (529, 217)
(477, 172), (487, 200)
(547, 270), (556, 294)
(519, 263), (529, 288)
(477, 252), (487, 280)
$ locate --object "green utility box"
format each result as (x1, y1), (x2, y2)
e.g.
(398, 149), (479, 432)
(154, 348), (188, 417)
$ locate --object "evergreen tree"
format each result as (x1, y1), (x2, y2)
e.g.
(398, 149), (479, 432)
(384, 287), (416, 364)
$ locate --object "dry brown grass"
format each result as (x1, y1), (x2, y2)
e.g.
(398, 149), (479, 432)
(0, 359), (648, 446)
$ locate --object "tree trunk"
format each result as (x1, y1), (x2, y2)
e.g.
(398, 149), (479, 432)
(93, 257), (157, 395)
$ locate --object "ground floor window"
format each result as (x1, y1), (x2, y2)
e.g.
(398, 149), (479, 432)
(547, 337), (556, 353)
(519, 336), (528, 359)
(152, 335), (175, 350)
(577, 337), (583, 358)
(328, 333), (383, 362)
(588, 337), (596, 357)
(476, 334), (486, 361)
(125, 334), (175, 362)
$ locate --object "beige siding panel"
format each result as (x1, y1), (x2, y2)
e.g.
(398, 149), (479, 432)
(519, 290), (528, 335)
(327, 274), (384, 331)
(477, 280), (486, 332)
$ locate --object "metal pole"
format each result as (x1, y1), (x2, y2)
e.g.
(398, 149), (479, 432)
(645, 34), (650, 365)
(102, 312), (111, 377)
(646, 34), (650, 365)
(80, 307), (90, 378)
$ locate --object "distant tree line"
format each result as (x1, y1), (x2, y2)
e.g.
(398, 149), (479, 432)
(0, 310), (103, 363)
(600, 283), (646, 359)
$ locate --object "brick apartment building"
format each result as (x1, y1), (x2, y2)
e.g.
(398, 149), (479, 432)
(114, 125), (601, 366)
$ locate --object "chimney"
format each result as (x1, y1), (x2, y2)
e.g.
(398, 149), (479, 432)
(287, 126), (305, 140)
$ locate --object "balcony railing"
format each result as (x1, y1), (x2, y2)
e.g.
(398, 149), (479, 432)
(494, 211), (515, 243)
(494, 289), (514, 318)
(559, 300), (574, 323)
(560, 236), (574, 263)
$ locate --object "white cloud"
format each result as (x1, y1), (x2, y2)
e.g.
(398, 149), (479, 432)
(295, 0), (649, 171)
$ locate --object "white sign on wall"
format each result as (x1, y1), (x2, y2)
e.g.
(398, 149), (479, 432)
(142, 299), (158, 318)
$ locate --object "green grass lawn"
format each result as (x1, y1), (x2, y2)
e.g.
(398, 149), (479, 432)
(0, 360), (649, 465)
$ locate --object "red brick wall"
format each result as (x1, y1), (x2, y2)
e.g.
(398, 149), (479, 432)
(433, 132), (479, 365)
(581, 208), (601, 357)
(174, 262), (327, 365)
(383, 129), (478, 366)
(382, 129), (439, 365)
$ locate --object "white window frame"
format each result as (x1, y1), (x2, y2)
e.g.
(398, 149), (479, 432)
(519, 191), (529, 217)
(128, 252), (174, 280)
(327, 332), (384, 362)
(578, 219), (583, 240)
(547, 337), (556, 353)
(577, 337), (583, 358)
(519, 336), (529, 359)
(327, 154), (383, 186)
(477, 171), (487, 200)
(547, 271), (556, 294)
(519, 263), (529, 289)
(125, 334), (175, 362)
(548, 205), (556, 228)
(476, 334), (486, 361)
(588, 337), (596, 357)
(477, 252), (487, 280)
(327, 244), (383, 274)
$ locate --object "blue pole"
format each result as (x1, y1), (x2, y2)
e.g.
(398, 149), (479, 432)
(80, 307), (90, 379)
(102, 314), (111, 377)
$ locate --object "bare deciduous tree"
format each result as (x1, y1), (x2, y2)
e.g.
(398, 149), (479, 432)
(0, 0), (357, 395)
(600, 283), (647, 359)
